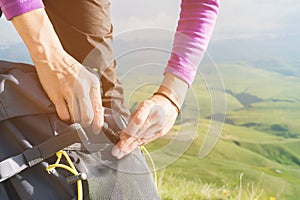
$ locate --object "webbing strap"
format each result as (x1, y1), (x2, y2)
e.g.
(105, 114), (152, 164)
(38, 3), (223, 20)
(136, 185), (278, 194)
(0, 124), (83, 182)
(0, 107), (126, 183)
(0, 154), (28, 182)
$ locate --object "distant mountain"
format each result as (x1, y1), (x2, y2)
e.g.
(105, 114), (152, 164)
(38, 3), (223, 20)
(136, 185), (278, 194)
(209, 35), (300, 62)
(113, 34), (300, 77)
(1, 34), (299, 76)
(208, 35), (300, 76)
(0, 43), (32, 64)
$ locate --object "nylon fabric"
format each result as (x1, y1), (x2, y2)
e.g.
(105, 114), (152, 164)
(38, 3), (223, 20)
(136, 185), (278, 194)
(0, 61), (159, 199)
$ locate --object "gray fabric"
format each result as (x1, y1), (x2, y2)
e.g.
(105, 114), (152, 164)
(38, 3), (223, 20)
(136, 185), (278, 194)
(67, 146), (159, 200)
(0, 153), (28, 182)
(0, 61), (159, 199)
(0, 123), (83, 182)
(0, 112), (77, 200)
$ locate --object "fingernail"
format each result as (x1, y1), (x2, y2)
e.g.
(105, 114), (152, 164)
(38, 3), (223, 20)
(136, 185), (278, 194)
(117, 151), (124, 159)
(112, 147), (120, 157)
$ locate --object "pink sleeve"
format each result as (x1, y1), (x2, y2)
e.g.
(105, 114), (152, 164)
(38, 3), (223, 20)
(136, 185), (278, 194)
(0, 0), (44, 20)
(165, 0), (219, 86)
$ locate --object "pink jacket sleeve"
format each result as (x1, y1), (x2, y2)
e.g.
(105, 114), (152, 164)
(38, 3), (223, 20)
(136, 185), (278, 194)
(0, 0), (44, 20)
(165, 0), (219, 86)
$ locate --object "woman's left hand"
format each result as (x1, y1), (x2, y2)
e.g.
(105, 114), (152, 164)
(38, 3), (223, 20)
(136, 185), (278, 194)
(111, 94), (178, 159)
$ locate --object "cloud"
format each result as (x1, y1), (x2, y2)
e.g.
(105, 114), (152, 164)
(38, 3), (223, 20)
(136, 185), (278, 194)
(1, 0), (300, 46)
(111, 0), (180, 34)
(114, 13), (177, 33)
(213, 0), (300, 40)
(112, 0), (300, 40)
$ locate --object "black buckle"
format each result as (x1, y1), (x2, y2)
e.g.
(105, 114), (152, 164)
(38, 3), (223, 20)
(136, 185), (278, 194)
(23, 146), (43, 167)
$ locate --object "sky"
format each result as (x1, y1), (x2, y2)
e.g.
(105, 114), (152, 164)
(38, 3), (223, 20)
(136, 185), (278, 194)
(1, 0), (300, 45)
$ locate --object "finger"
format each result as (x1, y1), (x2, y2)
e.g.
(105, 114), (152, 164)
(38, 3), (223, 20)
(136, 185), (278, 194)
(111, 124), (164, 159)
(141, 130), (163, 145)
(112, 133), (141, 159)
(112, 128), (144, 159)
(122, 101), (152, 137)
(134, 105), (166, 138)
(121, 125), (165, 155)
(54, 98), (71, 121)
(118, 122), (167, 155)
(132, 114), (154, 138)
(118, 131), (138, 150)
(64, 91), (79, 123)
(111, 101), (154, 158)
(78, 94), (94, 128)
(119, 139), (141, 158)
(139, 124), (164, 139)
(90, 85), (103, 134)
(111, 100), (157, 159)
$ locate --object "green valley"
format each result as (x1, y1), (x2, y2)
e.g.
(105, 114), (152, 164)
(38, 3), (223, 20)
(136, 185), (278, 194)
(122, 61), (300, 199)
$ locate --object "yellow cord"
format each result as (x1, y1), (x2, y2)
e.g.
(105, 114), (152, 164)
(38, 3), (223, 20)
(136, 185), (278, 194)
(140, 146), (158, 190)
(46, 148), (156, 199)
(46, 151), (83, 200)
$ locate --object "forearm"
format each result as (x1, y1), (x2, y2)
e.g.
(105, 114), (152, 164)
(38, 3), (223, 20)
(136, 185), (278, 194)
(165, 0), (219, 86)
(4, 2), (103, 130)
(158, 0), (219, 110)
(11, 9), (75, 70)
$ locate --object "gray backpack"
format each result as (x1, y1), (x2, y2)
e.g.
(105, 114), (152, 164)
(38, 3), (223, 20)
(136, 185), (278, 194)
(0, 61), (159, 199)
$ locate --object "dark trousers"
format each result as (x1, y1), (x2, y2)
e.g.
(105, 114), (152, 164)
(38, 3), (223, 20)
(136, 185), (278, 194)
(44, 0), (130, 120)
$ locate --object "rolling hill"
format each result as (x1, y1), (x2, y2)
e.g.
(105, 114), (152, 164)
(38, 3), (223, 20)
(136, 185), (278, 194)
(113, 35), (300, 200)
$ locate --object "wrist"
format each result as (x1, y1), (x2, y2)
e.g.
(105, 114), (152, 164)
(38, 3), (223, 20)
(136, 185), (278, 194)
(32, 51), (79, 75)
(158, 72), (188, 109)
(30, 43), (64, 63)
(153, 92), (180, 114)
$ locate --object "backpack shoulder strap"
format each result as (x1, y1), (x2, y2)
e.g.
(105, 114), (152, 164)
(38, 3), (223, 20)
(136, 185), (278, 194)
(0, 124), (84, 182)
(0, 110), (125, 183)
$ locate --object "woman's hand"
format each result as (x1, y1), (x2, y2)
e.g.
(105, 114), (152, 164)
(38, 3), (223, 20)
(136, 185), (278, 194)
(35, 57), (104, 133)
(111, 94), (178, 159)
(11, 9), (103, 133)
(112, 73), (188, 159)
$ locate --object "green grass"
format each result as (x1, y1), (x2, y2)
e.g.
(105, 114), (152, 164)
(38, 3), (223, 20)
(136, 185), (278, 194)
(145, 120), (300, 199)
(157, 170), (270, 200)
(120, 61), (300, 199)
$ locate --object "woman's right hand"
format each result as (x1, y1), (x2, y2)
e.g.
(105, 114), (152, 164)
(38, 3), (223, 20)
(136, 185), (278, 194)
(34, 54), (104, 134)
(11, 8), (103, 133)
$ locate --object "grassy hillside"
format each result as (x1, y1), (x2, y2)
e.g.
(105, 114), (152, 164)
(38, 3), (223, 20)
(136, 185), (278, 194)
(120, 60), (300, 199)
(146, 120), (300, 199)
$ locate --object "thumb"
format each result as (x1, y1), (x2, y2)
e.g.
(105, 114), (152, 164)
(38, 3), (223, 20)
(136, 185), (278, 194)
(90, 84), (104, 135)
(54, 98), (71, 121)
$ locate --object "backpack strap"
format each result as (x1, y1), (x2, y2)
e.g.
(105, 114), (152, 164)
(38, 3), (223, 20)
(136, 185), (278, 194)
(0, 106), (126, 183)
(0, 123), (84, 182)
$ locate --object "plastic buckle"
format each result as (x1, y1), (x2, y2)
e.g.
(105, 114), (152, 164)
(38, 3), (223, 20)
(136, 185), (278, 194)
(23, 146), (43, 167)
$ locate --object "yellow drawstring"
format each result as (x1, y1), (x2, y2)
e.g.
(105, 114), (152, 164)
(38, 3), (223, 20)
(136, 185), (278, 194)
(140, 146), (158, 190)
(46, 151), (83, 200)
(46, 147), (157, 200)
